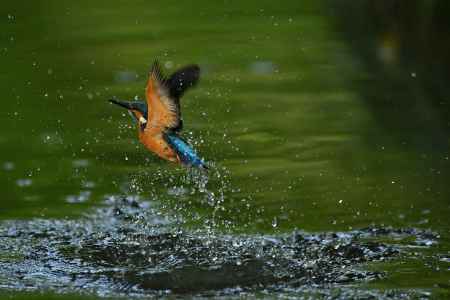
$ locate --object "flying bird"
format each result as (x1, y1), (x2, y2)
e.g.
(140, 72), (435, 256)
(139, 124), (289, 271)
(109, 61), (207, 169)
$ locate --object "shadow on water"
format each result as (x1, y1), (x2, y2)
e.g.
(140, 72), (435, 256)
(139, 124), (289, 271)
(328, 0), (450, 150)
(0, 195), (441, 298)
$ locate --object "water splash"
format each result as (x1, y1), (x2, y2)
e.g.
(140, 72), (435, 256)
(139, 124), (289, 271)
(0, 196), (441, 298)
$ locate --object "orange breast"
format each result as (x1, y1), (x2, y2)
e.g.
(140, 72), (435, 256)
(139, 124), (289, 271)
(138, 127), (180, 163)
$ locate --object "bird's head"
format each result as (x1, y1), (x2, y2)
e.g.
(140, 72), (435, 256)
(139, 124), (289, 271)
(109, 99), (148, 131)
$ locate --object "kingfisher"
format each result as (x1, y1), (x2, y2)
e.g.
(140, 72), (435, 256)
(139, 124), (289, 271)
(109, 61), (208, 170)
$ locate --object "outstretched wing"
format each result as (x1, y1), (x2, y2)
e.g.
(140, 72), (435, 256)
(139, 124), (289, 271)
(146, 61), (180, 131)
(168, 64), (200, 99)
(146, 61), (200, 132)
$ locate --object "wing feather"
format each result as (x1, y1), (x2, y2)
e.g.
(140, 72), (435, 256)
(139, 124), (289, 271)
(146, 61), (181, 131)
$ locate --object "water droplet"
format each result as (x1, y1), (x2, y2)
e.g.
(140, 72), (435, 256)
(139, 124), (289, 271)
(72, 159), (89, 168)
(272, 217), (278, 228)
(164, 61), (173, 69)
(65, 190), (91, 203)
(3, 161), (14, 171)
(249, 61), (275, 75)
(82, 181), (96, 189)
(16, 178), (32, 187)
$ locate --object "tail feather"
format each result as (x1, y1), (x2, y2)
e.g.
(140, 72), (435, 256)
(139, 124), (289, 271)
(163, 133), (207, 170)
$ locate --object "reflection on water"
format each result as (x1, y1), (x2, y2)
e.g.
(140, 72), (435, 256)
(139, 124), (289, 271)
(0, 0), (449, 298)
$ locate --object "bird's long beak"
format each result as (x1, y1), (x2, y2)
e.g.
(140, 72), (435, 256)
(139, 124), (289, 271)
(109, 99), (134, 110)
(109, 99), (148, 126)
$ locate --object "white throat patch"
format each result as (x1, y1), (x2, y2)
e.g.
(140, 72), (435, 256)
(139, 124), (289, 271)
(139, 116), (147, 124)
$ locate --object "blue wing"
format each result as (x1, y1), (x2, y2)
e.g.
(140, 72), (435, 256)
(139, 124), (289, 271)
(164, 133), (207, 169)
